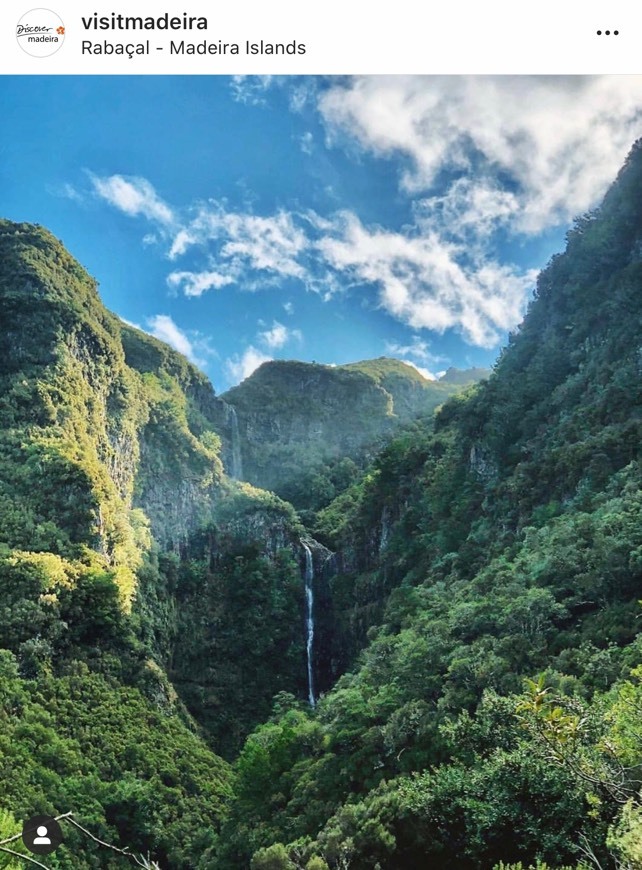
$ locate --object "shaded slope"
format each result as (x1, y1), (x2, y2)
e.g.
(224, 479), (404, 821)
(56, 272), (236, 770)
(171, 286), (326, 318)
(215, 140), (642, 869)
(222, 357), (485, 513)
(0, 220), (233, 867)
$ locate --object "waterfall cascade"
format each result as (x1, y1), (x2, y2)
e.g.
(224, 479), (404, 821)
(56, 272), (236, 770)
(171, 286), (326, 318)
(379, 505), (391, 553)
(302, 543), (315, 707)
(224, 403), (243, 480)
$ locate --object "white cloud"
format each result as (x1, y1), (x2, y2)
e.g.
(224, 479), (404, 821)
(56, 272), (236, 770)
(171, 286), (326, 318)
(220, 212), (308, 276)
(283, 301), (294, 315)
(318, 76), (642, 232)
(300, 131), (314, 155)
(147, 314), (203, 366)
(225, 345), (272, 384)
(168, 228), (195, 259)
(167, 270), (234, 297)
(404, 361), (436, 381)
(288, 80), (317, 113)
(90, 174), (174, 225)
(90, 176), (538, 347)
(119, 316), (142, 330)
(49, 182), (84, 203)
(415, 177), (520, 238)
(82, 76), (642, 357)
(258, 320), (302, 349)
(168, 206), (308, 281)
(317, 211), (536, 347)
(385, 335), (446, 367)
(230, 75), (273, 105)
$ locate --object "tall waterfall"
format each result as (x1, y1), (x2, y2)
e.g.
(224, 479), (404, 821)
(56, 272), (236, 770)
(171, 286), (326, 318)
(302, 543), (315, 707)
(227, 405), (243, 480)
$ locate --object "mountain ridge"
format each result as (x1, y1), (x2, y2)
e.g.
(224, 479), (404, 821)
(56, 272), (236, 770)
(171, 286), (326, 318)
(220, 356), (487, 513)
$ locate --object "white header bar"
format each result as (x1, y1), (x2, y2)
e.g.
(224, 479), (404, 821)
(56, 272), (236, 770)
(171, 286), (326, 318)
(1, 0), (640, 74)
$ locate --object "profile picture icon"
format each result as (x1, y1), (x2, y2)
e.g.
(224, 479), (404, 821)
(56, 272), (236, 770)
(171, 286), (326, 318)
(16, 8), (65, 57)
(34, 825), (51, 844)
(21, 815), (63, 855)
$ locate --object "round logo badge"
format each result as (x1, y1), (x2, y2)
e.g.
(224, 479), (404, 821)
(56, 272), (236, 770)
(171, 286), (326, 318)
(16, 9), (65, 57)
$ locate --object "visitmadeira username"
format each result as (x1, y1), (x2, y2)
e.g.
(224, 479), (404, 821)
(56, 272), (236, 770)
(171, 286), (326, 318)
(81, 39), (307, 56)
(80, 13), (306, 56)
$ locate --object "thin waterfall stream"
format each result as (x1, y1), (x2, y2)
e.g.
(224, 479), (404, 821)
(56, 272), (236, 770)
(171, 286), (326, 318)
(226, 404), (243, 480)
(302, 543), (315, 707)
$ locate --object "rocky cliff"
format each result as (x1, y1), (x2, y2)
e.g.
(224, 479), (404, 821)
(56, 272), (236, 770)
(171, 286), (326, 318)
(220, 357), (486, 513)
(0, 220), (320, 756)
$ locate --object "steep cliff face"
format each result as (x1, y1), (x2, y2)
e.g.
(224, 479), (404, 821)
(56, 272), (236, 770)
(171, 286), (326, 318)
(0, 222), (232, 570)
(0, 221), (235, 868)
(15, 220), (357, 741)
(0, 221), (150, 602)
(221, 357), (484, 512)
(166, 483), (334, 756)
(118, 324), (228, 550)
(0, 220), (342, 753)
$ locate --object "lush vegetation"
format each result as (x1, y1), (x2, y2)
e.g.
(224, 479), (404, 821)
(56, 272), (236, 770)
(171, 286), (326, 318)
(221, 357), (485, 520)
(214, 141), (642, 868)
(3, 140), (642, 868)
(0, 221), (303, 865)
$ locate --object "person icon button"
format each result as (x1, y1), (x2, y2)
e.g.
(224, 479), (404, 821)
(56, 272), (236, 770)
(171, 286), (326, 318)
(22, 815), (63, 855)
(34, 825), (51, 845)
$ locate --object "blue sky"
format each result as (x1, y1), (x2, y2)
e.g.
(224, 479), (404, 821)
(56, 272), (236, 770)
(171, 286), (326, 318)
(2, 75), (642, 392)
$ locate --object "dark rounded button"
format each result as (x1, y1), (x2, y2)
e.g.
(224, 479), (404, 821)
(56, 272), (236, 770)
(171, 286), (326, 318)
(21, 816), (63, 855)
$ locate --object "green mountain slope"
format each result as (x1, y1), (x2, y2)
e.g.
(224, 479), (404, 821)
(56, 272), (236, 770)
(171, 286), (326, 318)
(0, 220), (234, 867)
(0, 220), (311, 865)
(215, 141), (642, 869)
(221, 357), (485, 515)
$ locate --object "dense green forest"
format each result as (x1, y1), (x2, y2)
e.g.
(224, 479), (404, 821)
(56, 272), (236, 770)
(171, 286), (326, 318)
(220, 355), (483, 522)
(2, 141), (642, 869)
